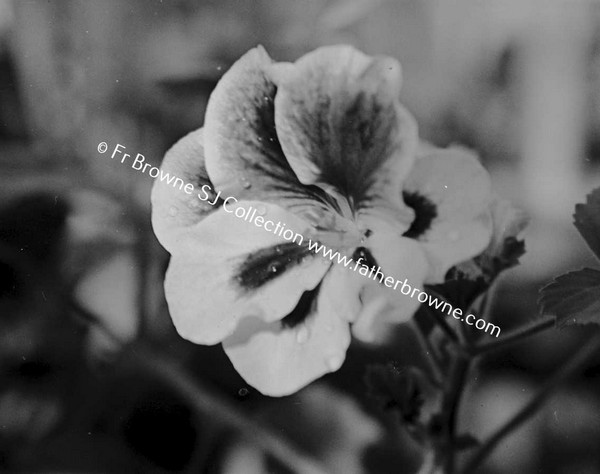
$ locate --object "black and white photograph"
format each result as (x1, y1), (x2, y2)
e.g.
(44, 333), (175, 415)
(1, 1), (600, 473)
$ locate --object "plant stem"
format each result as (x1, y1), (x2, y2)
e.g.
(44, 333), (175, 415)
(462, 334), (600, 474)
(473, 318), (555, 355)
(411, 320), (443, 385)
(422, 304), (463, 348)
(441, 353), (470, 474)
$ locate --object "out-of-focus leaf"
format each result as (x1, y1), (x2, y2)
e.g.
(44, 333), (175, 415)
(365, 364), (426, 426)
(74, 250), (139, 357)
(573, 188), (600, 260)
(319, 0), (387, 30)
(261, 384), (382, 474)
(539, 268), (600, 326)
(453, 433), (480, 451)
(0, 193), (69, 263)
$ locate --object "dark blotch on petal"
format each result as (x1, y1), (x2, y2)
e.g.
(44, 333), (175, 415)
(402, 191), (437, 239)
(281, 283), (321, 329)
(235, 243), (310, 290)
(352, 246), (379, 269)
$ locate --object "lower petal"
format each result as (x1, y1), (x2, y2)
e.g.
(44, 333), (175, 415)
(223, 277), (351, 397)
(164, 202), (329, 345)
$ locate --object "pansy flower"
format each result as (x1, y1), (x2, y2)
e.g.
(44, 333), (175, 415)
(152, 45), (493, 396)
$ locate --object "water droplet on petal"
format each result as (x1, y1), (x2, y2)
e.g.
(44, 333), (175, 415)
(270, 264), (279, 273)
(168, 207), (178, 216)
(326, 355), (342, 371)
(448, 230), (460, 241)
(274, 245), (283, 254)
(240, 178), (252, 190)
(296, 326), (309, 344)
(256, 205), (267, 216)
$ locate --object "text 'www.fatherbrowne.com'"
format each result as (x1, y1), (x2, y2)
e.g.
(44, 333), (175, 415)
(99, 141), (501, 338)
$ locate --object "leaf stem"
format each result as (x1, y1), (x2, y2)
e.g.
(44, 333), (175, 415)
(411, 320), (443, 385)
(441, 353), (471, 473)
(462, 334), (600, 474)
(422, 304), (463, 348)
(472, 318), (555, 355)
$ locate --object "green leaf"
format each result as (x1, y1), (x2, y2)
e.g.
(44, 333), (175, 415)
(539, 268), (600, 327)
(574, 188), (600, 260)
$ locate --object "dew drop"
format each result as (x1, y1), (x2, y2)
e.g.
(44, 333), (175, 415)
(270, 264), (279, 273)
(296, 326), (309, 344)
(240, 178), (252, 190)
(256, 205), (267, 216)
(326, 355), (342, 371)
(274, 245), (283, 255)
(448, 230), (460, 241)
(238, 387), (249, 396)
(168, 207), (178, 216)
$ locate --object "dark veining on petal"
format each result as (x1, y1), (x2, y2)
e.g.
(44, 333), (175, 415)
(334, 91), (397, 206)
(352, 246), (379, 269)
(402, 191), (437, 238)
(268, 182), (340, 213)
(280, 283), (321, 329)
(235, 243), (310, 290)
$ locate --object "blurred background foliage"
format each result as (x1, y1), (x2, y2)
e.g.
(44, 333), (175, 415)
(1, 0), (600, 472)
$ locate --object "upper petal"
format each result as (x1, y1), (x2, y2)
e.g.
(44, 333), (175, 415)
(270, 45), (418, 232)
(151, 128), (221, 252)
(403, 147), (493, 283)
(203, 46), (336, 221)
(164, 201), (330, 345)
